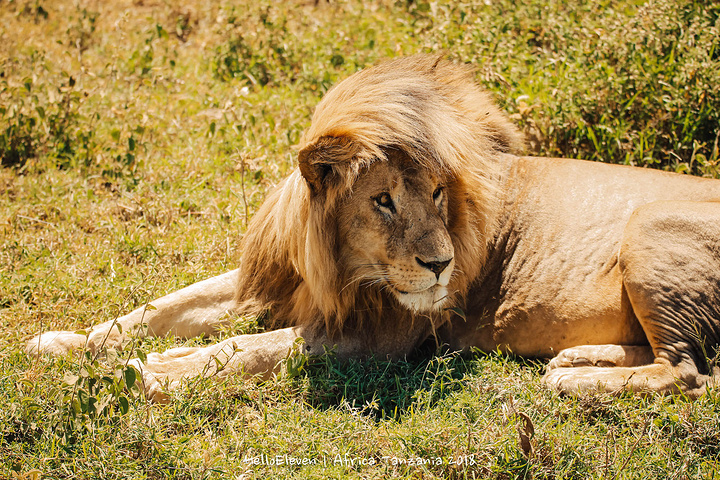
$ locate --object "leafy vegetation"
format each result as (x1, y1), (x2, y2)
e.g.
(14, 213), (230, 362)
(1, 0), (719, 478)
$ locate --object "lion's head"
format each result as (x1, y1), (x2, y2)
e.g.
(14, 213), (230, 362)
(236, 54), (523, 334)
(334, 148), (456, 313)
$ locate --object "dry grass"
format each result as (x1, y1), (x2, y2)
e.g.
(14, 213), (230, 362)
(1, 0), (719, 478)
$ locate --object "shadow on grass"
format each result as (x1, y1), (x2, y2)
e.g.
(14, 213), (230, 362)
(295, 343), (544, 420)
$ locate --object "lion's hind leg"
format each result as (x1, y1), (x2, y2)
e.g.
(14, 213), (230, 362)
(546, 344), (654, 370)
(542, 345), (684, 396)
(542, 361), (716, 398)
(547, 201), (720, 398)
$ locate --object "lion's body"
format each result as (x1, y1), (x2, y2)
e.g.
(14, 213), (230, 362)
(28, 55), (720, 401)
(445, 156), (720, 358)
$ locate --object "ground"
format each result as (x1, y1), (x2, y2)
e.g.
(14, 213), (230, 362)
(1, 0), (719, 478)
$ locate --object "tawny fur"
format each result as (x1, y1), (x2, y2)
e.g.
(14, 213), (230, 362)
(235, 55), (523, 335)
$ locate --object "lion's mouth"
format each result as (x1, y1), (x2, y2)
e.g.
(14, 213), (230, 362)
(388, 283), (450, 312)
(388, 283), (434, 295)
(394, 288), (415, 295)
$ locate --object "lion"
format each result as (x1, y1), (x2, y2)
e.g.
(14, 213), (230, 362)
(27, 54), (720, 402)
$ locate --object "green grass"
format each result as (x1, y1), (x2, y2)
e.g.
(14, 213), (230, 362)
(1, 0), (719, 478)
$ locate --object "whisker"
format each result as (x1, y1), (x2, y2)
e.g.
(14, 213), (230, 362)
(372, 278), (389, 288)
(340, 273), (373, 293)
(341, 268), (389, 294)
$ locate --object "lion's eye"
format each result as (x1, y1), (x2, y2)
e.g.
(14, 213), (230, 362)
(433, 187), (444, 202)
(374, 193), (395, 212)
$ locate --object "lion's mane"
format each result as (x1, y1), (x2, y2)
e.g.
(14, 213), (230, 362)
(235, 55), (524, 335)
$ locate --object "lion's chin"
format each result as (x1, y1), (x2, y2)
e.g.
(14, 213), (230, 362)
(392, 285), (450, 313)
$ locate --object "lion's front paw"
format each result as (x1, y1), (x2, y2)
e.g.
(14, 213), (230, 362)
(126, 333), (296, 403)
(26, 331), (88, 355)
(86, 327), (128, 353)
(542, 367), (600, 396)
(127, 347), (208, 404)
(546, 348), (596, 370)
(126, 357), (173, 404)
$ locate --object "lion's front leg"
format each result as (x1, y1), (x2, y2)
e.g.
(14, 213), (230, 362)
(27, 269), (240, 355)
(129, 326), (310, 403)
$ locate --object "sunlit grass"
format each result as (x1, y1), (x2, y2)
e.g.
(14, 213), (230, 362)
(1, 0), (719, 478)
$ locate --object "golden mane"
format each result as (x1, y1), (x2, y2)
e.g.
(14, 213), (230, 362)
(235, 54), (523, 334)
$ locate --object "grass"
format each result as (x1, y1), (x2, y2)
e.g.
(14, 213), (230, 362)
(1, 0), (719, 478)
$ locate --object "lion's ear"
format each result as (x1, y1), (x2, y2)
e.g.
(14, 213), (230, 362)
(482, 110), (525, 154)
(488, 122), (525, 154)
(298, 136), (358, 194)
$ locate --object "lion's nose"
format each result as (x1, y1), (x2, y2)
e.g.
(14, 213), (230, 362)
(416, 257), (452, 278)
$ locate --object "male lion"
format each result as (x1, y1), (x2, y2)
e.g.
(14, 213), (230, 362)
(28, 55), (720, 402)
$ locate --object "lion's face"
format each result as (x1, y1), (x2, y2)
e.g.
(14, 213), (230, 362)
(336, 149), (456, 313)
